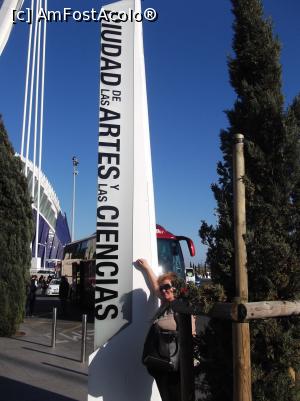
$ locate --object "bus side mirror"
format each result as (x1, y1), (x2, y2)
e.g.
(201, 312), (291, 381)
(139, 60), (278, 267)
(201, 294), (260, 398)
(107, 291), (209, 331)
(176, 236), (196, 257)
(186, 238), (195, 257)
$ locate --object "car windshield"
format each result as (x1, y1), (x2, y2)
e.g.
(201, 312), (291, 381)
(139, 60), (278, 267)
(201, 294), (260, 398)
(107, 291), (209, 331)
(50, 280), (60, 285)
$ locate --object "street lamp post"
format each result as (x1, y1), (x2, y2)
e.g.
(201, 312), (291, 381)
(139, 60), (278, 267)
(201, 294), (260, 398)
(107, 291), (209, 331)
(38, 242), (47, 269)
(71, 156), (79, 242)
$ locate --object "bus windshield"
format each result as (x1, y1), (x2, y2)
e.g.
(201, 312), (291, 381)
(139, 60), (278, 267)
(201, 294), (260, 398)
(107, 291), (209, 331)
(157, 238), (185, 278)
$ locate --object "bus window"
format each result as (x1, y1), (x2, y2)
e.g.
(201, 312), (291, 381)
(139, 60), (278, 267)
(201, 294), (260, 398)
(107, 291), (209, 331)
(157, 239), (185, 278)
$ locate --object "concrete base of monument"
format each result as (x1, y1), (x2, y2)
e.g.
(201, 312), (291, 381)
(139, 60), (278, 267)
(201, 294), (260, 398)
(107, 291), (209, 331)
(88, 290), (161, 401)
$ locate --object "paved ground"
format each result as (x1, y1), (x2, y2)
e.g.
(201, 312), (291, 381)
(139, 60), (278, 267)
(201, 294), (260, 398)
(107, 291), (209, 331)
(0, 296), (209, 401)
(0, 297), (94, 401)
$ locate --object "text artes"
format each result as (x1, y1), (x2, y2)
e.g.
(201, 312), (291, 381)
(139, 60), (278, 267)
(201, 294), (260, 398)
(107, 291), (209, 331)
(96, 21), (122, 321)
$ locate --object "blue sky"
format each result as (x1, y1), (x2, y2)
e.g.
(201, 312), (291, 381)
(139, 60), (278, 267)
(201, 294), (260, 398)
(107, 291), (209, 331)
(1, 0), (300, 264)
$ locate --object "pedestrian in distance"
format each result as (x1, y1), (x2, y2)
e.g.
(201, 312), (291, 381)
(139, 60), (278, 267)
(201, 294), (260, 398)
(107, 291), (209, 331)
(26, 275), (38, 316)
(135, 258), (196, 401)
(59, 276), (70, 317)
(41, 278), (48, 296)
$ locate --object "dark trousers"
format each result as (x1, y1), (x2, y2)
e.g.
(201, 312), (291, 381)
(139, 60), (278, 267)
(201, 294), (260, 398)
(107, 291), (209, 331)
(26, 294), (36, 316)
(149, 369), (181, 401)
(60, 298), (68, 316)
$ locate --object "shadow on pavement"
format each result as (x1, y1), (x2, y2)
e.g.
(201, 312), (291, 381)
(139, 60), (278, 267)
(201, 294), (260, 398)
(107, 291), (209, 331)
(12, 336), (49, 347)
(42, 362), (88, 376)
(22, 346), (80, 363)
(0, 376), (77, 401)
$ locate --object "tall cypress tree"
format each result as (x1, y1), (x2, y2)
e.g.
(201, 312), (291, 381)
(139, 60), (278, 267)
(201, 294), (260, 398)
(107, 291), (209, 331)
(0, 117), (34, 336)
(199, 0), (300, 399)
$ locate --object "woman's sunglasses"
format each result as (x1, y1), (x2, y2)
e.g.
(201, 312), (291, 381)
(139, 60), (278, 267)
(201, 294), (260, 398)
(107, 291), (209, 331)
(159, 283), (172, 292)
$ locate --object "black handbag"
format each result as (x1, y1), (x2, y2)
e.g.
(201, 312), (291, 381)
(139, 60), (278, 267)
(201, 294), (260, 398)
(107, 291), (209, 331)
(142, 305), (180, 372)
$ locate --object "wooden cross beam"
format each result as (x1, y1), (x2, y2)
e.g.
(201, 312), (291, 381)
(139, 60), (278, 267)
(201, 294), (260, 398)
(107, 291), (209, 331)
(172, 299), (300, 321)
(236, 300), (300, 320)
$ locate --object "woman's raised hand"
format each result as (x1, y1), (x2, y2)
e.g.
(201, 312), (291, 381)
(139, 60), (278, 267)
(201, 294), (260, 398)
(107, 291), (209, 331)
(135, 258), (151, 270)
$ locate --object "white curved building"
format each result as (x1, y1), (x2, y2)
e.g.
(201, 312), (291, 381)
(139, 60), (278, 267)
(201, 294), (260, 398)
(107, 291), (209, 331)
(18, 155), (71, 272)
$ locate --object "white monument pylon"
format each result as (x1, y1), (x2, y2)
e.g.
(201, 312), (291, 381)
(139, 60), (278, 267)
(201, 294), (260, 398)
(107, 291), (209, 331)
(88, 0), (160, 400)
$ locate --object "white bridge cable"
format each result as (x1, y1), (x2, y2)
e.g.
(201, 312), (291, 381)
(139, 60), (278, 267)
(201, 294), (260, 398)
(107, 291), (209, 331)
(33, 0), (42, 257)
(29, 0), (40, 187)
(25, 0), (40, 177)
(20, 0), (34, 159)
(35, 0), (47, 260)
(32, 0), (42, 199)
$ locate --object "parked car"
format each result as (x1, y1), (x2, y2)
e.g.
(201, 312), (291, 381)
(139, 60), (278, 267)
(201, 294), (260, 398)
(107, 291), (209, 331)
(46, 279), (61, 296)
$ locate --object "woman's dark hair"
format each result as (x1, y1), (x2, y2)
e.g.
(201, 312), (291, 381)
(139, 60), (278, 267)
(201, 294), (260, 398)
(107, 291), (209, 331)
(157, 271), (178, 286)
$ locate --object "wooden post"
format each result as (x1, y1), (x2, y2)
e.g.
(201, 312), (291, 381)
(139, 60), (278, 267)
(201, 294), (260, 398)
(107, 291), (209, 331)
(233, 133), (252, 401)
(233, 133), (248, 301)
